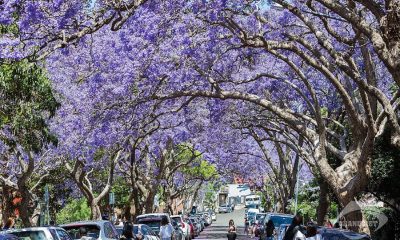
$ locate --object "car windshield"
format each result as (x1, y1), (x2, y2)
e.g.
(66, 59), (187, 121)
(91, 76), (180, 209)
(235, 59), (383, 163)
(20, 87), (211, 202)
(136, 219), (161, 232)
(256, 215), (265, 220)
(63, 224), (101, 239)
(270, 216), (293, 227)
(133, 226), (139, 235)
(248, 212), (257, 218)
(248, 204), (259, 209)
(7, 230), (47, 240)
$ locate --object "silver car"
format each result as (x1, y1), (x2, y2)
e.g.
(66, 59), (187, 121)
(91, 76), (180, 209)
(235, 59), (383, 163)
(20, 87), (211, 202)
(4, 226), (72, 240)
(61, 220), (119, 240)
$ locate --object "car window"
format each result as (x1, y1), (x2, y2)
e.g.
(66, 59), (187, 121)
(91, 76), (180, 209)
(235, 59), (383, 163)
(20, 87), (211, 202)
(62, 224), (101, 239)
(9, 230), (47, 240)
(57, 229), (72, 240)
(104, 222), (118, 239)
(141, 225), (148, 235)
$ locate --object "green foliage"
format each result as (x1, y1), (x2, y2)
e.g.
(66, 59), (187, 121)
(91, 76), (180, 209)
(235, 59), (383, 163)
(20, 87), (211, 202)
(288, 180), (337, 222)
(56, 198), (91, 224)
(364, 206), (400, 240)
(370, 131), (400, 202)
(0, 60), (60, 152)
(110, 176), (131, 208)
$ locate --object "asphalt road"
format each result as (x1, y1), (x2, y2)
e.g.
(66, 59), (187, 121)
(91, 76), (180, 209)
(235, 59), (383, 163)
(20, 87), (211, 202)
(196, 206), (254, 240)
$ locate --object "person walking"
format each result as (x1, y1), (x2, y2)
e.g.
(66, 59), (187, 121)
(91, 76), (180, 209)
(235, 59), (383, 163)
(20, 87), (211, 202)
(265, 220), (275, 240)
(159, 216), (174, 240)
(120, 222), (135, 240)
(283, 214), (306, 240)
(244, 217), (250, 236)
(227, 219), (237, 240)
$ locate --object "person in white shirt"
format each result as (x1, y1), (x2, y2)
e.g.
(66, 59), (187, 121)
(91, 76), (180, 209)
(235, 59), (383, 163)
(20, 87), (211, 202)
(159, 216), (174, 240)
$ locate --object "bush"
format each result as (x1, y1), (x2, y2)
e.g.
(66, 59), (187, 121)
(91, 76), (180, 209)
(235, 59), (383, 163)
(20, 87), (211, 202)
(56, 198), (91, 224)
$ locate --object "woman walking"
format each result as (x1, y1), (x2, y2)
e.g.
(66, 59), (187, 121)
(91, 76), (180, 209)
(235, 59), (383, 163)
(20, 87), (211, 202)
(227, 219), (237, 240)
(159, 216), (174, 240)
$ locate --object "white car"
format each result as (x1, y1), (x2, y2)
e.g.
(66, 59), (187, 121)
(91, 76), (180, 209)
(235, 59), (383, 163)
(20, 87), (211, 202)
(171, 215), (190, 240)
(211, 212), (217, 221)
(5, 226), (73, 240)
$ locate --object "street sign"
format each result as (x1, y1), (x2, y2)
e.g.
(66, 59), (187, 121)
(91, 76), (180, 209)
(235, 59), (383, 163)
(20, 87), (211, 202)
(109, 192), (115, 205)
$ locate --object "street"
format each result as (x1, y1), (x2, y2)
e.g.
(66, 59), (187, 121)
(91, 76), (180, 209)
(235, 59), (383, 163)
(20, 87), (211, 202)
(197, 207), (253, 240)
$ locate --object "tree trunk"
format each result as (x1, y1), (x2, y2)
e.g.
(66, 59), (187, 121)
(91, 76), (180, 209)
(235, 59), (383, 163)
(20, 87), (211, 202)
(1, 185), (14, 224)
(317, 179), (330, 225)
(144, 189), (157, 214)
(90, 200), (102, 220)
(337, 195), (370, 234)
(18, 185), (32, 227)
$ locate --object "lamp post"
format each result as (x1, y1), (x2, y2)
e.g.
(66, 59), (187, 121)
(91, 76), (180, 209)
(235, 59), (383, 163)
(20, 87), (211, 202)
(294, 162), (304, 215)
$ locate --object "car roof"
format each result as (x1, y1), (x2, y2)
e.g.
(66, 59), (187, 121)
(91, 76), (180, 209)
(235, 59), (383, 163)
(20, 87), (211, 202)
(267, 213), (294, 217)
(60, 220), (110, 227)
(171, 215), (182, 218)
(137, 213), (169, 217)
(5, 227), (65, 231)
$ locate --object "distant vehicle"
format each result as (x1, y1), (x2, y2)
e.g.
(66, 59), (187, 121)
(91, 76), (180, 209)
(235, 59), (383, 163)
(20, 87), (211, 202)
(115, 224), (160, 240)
(218, 205), (232, 213)
(171, 215), (191, 240)
(253, 213), (267, 237)
(210, 212), (217, 221)
(186, 218), (199, 237)
(61, 220), (119, 240)
(247, 209), (260, 225)
(135, 213), (184, 240)
(5, 226), (73, 240)
(196, 212), (211, 226)
(245, 194), (261, 207)
(188, 217), (202, 234)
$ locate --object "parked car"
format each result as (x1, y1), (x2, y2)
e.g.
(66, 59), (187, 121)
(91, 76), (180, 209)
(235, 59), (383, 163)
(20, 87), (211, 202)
(188, 217), (202, 234)
(218, 205), (232, 213)
(276, 224), (290, 240)
(247, 208), (260, 225)
(319, 227), (371, 240)
(263, 213), (294, 234)
(171, 215), (191, 240)
(61, 220), (119, 240)
(5, 227), (73, 240)
(116, 224), (160, 240)
(0, 233), (18, 240)
(210, 212), (217, 222)
(135, 213), (184, 240)
(253, 213), (267, 237)
(185, 218), (198, 238)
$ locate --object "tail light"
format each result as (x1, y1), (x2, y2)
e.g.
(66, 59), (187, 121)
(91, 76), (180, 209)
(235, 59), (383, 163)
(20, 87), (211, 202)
(181, 222), (185, 228)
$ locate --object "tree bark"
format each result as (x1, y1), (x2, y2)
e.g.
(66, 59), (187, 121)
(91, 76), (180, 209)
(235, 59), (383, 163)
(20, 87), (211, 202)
(90, 199), (102, 220)
(317, 179), (330, 225)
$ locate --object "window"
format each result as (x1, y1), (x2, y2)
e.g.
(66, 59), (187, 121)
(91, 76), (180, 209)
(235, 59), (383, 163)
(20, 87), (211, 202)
(56, 229), (72, 240)
(141, 225), (149, 235)
(104, 222), (118, 239)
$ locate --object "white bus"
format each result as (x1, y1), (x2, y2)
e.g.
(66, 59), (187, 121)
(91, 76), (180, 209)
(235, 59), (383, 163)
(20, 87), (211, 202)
(245, 194), (261, 207)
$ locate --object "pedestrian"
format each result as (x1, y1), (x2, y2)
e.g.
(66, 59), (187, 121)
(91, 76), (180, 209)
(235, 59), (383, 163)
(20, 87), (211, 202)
(323, 216), (332, 228)
(120, 222), (135, 240)
(265, 220), (275, 240)
(244, 217), (250, 236)
(159, 216), (174, 240)
(3, 217), (15, 230)
(227, 219), (237, 240)
(305, 224), (321, 240)
(283, 214), (306, 240)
